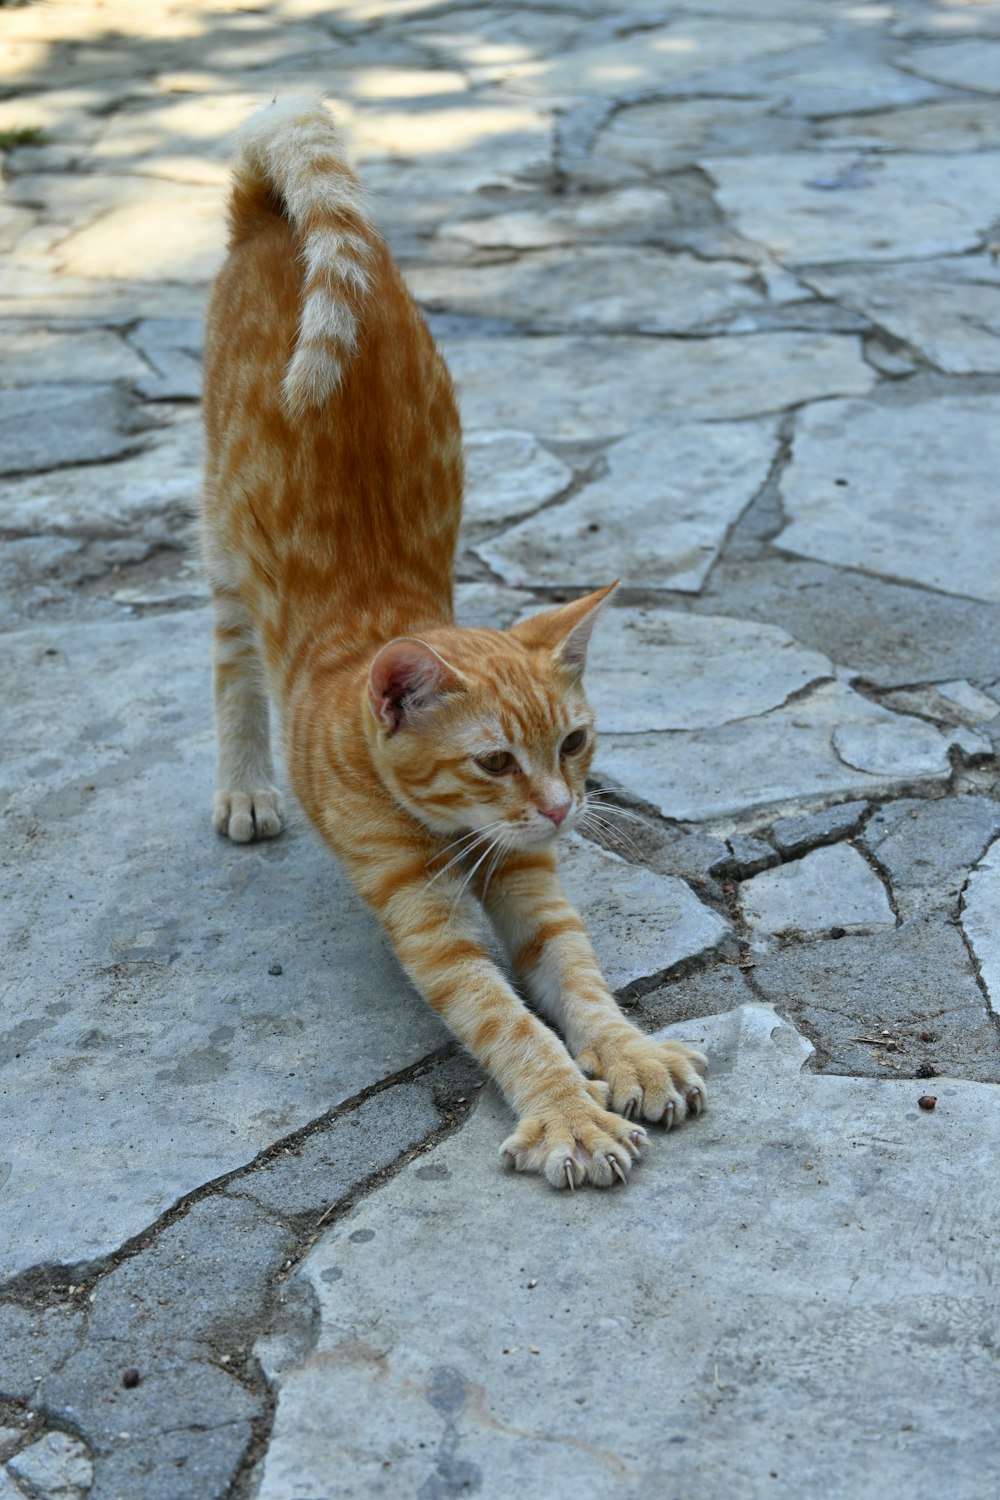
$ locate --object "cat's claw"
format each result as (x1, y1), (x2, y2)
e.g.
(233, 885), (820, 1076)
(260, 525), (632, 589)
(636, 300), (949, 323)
(500, 1091), (646, 1191)
(577, 1032), (708, 1128)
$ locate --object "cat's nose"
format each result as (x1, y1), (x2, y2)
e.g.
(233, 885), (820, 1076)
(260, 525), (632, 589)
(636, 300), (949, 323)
(539, 802), (569, 827)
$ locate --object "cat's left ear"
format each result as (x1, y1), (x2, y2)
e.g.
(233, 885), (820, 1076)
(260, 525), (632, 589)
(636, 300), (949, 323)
(509, 581), (617, 676)
(367, 637), (465, 735)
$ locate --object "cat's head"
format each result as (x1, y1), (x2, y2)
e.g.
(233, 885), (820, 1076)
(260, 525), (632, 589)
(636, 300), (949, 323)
(366, 585), (615, 854)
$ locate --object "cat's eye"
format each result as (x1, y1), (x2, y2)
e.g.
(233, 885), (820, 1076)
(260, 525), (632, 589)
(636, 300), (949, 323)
(561, 728), (588, 756)
(475, 750), (517, 775)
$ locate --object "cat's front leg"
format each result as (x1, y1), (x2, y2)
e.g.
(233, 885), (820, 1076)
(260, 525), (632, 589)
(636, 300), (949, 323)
(348, 839), (645, 1188)
(483, 849), (708, 1128)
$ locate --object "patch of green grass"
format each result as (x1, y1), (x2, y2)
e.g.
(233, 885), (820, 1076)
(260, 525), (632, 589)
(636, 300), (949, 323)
(0, 126), (47, 149)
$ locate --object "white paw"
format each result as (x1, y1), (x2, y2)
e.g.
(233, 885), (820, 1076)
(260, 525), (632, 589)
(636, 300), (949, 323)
(213, 787), (284, 843)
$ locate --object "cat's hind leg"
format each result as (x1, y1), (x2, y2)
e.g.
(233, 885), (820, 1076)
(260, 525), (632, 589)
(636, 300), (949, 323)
(210, 585), (284, 843)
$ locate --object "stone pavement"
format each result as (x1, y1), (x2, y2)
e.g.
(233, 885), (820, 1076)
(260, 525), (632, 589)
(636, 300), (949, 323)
(1, 1), (999, 1496)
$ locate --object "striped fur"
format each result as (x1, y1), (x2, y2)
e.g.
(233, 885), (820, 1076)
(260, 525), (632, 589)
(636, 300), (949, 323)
(201, 100), (707, 1189)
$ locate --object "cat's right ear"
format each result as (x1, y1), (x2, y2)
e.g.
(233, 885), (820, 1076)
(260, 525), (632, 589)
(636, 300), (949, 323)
(367, 638), (464, 735)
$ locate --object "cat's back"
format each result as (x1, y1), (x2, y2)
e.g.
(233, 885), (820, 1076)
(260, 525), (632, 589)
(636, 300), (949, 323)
(202, 100), (462, 655)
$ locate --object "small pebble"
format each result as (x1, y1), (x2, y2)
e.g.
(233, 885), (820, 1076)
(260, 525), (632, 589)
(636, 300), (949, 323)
(268, 963), (283, 976)
(919, 1031), (935, 1043)
(917, 1095), (937, 1111)
(122, 1368), (141, 1389)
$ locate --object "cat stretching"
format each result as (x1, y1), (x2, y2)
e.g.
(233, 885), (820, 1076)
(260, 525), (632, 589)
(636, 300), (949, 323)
(201, 99), (707, 1189)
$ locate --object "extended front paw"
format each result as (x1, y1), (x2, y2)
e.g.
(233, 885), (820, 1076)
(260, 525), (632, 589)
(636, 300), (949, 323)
(576, 1029), (708, 1129)
(500, 1081), (647, 1190)
(213, 786), (284, 843)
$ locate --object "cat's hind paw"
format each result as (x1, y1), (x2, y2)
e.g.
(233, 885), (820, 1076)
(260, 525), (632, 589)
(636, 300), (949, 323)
(500, 1085), (646, 1190)
(213, 787), (284, 843)
(576, 1031), (708, 1129)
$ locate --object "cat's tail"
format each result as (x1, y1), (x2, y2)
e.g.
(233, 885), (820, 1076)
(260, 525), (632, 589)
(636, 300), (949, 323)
(229, 98), (374, 417)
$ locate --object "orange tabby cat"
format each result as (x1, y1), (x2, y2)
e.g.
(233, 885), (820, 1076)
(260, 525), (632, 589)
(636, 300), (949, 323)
(201, 99), (707, 1189)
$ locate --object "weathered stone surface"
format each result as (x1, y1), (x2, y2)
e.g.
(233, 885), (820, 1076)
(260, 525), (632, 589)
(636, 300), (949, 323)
(559, 836), (729, 990)
(584, 608), (831, 734)
(0, 612), (450, 1281)
(478, 420), (778, 591)
(595, 96), (805, 173)
(865, 798), (1000, 923)
(803, 258), (1000, 375)
(0, 409), (201, 536)
(411, 246), (764, 333)
(55, 180), (226, 282)
(751, 917), (999, 1082)
(461, 429), (571, 528)
(351, 102), (553, 193)
(741, 843), (894, 942)
(256, 1004), (1000, 1498)
(962, 838), (1000, 1014)
(499, 19), (822, 97)
(779, 396), (1000, 604)
(816, 98), (1000, 154)
(597, 679), (975, 825)
(901, 39), (1000, 94)
(833, 718), (954, 777)
(699, 555), (1000, 687)
(453, 580), (535, 631)
(439, 187), (675, 250)
(771, 800), (867, 856)
(768, 59), (943, 117)
(704, 153), (1000, 263)
(445, 333), (873, 439)
(0, 385), (146, 476)
(127, 317), (205, 399)
(7, 1432), (93, 1499)
(0, 326), (146, 384)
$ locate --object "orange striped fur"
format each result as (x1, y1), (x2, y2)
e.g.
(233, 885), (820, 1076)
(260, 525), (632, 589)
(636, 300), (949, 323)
(201, 100), (707, 1189)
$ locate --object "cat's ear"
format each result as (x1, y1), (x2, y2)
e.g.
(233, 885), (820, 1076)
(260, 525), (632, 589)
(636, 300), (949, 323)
(367, 637), (464, 735)
(509, 582), (617, 676)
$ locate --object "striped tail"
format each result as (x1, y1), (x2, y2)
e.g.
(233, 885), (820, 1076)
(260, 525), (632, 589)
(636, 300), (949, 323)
(230, 98), (374, 417)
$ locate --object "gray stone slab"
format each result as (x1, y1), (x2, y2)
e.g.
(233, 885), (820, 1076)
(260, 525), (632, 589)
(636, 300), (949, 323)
(0, 385), (145, 476)
(7, 1432), (92, 1499)
(901, 39), (1000, 94)
(0, 327), (146, 385)
(350, 101), (553, 194)
(962, 838), (1000, 1013)
(0, 409), (201, 538)
(499, 19), (822, 97)
(596, 679), (975, 825)
(704, 152), (1000, 264)
(439, 187), (676, 250)
(865, 797), (1000, 923)
(453, 580), (535, 631)
(55, 180), (226, 283)
(771, 800), (867, 856)
(699, 556), (1000, 687)
(751, 917), (999, 1082)
(461, 429), (572, 528)
(769, 58), (944, 117)
(594, 97), (806, 173)
(445, 333), (873, 440)
(584, 608), (831, 733)
(255, 1003), (1000, 1499)
(803, 258), (1000, 375)
(778, 396), (1000, 604)
(816, 98), (1000, 153)
(478, 420), (779, 592)
(411, 248), (764, 333)
(558, 836), (729, 990)
(0, 612), (450, 1281)
(741, 843), (893, 942)
(126, 318), (205, 400)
